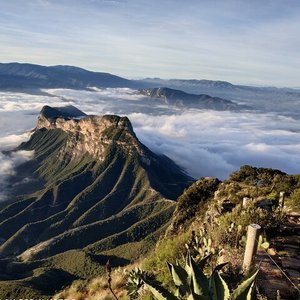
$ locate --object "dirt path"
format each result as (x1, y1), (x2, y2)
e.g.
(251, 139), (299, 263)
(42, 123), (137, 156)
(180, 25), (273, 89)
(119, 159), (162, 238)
(256, 212), (300, 299)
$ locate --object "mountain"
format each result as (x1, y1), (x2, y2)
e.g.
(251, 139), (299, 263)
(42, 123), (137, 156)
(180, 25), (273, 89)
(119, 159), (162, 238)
(0, 63), (133, 89)
(139, 87), (248, 110)
(140, 78), (300, 117)
(2, 62), (300, 117)
(4, 62), (300, 116)
(53, 165), (300, 299)
(0, 105), (192, 297)
(143, 78), (236, 90)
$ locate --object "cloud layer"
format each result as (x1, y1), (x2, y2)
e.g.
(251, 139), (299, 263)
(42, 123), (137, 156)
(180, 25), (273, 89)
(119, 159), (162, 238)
(0, 150), (34, 201)
(0, 88), (299, 183)
(130, 111), (300, 178)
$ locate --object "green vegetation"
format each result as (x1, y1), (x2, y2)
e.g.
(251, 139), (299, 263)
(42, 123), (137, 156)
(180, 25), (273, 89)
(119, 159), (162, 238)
(171, 177), (220, 231)
(131, 252), (258, 300)
(143, 231), (191, 288)
(215, 204), (285, 248)
(50, 164), (299, 300)
(223, 165), (300, 204)
(1, 105), (299, 298)
(0, 109), (191, 298)
(286, 187), (300, 211)
(122, 166), (299, 300)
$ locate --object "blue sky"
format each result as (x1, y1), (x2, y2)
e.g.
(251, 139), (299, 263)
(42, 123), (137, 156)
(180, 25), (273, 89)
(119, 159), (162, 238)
(0, 0), (299, 87)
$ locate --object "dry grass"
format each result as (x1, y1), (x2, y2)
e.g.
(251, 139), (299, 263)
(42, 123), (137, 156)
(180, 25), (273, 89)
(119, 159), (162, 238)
(53, 262), (143, 300)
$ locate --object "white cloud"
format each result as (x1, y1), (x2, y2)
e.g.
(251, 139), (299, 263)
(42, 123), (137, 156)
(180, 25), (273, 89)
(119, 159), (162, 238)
(0, 88), (300, 183)
(87, 87), (146, 101)
(0, 132), (32, 150)
(0, 150), (34, 201)
(127, 110), (300, 178)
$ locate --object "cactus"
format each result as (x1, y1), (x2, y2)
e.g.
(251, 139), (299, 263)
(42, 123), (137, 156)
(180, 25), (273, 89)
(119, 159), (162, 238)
(239, 235), (247, 248)
(226, 223), (246, 249)
(185, 229), (217, 261)
(210, 271), (230, 300)
(127, 252), (259, 300)
(257, 235), (270, 251)
(167, 262), (189, 296)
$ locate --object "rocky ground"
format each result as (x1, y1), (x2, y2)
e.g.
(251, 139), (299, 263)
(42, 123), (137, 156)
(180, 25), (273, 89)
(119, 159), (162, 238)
(256, 212), (300, 299)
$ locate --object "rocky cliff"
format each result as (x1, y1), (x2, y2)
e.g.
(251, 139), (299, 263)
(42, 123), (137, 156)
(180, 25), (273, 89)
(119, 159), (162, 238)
(36, 106), (146, 161)
(0, 105), (192, 298)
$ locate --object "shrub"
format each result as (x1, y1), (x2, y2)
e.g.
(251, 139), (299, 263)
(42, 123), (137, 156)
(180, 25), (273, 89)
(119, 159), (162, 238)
(172, 177), (220, 230)
(142, 231), (191, 289)
(214, 203), (285, 247)
(286, 188), (300, 211)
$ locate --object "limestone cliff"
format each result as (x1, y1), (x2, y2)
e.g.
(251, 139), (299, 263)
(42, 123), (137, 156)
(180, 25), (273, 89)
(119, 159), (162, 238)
(36, 105), (148, 162)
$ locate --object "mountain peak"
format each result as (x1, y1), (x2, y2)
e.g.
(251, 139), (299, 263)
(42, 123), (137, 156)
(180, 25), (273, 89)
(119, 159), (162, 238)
(36, 106), (138, 161)
(40, 105), (87, 120)
(0, 105), (191, 273)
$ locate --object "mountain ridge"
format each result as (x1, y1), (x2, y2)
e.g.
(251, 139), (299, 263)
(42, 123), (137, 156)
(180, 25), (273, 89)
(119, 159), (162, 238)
(2, 62), (300, 92)
(139, 87), (248, 110)
(0, 105), (192, 297)
(3, 62), (300, 116)
(0, 62), (132, 89)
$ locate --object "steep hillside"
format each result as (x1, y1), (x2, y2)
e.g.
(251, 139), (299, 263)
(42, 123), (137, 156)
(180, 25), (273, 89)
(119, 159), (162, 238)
(54, 166), (300, 299)
(139, 87), (248, 110)
(0, 105), (192, 297)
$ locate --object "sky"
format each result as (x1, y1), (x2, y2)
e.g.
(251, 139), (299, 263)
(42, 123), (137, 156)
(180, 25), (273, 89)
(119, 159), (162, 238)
(0, 0), (300, 87)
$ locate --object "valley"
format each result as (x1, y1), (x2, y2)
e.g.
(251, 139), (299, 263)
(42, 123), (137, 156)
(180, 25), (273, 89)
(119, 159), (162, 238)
(1, 1), (300, 298)
(0, 64), (299, 299)
(0, 105), (191, 297)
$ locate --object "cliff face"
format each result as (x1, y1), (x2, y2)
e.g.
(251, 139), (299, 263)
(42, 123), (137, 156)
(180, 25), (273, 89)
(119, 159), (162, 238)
(0, 106), (192, 279)
(36, 106), (147, 162)
(0, 105), (193, 298)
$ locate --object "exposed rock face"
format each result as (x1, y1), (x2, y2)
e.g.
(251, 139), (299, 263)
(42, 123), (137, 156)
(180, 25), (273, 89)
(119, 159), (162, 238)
(36, 105), (146, 161)
(0, 105), (192, 263)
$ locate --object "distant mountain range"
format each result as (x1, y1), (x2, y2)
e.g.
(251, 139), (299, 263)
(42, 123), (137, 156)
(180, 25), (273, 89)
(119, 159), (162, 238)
(141, 78), (300, 116)
(1, 62), (299, 95)
(0, 63), (132, 89)
(0, 105), (192, 297)
(138, 87), (249, 110)
(141, 77), (300, 94)
(0, 62), (251, 111)
(1, 62), (300, 115)
(143, 78), (236, 90)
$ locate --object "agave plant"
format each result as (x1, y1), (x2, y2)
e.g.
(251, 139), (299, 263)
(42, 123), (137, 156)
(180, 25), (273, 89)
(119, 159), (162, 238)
(132, 252), (258, 300)
(126, 268), (148, 299)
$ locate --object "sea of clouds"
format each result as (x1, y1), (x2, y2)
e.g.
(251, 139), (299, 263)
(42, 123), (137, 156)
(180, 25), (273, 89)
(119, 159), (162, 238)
(0, 88), (300, 191)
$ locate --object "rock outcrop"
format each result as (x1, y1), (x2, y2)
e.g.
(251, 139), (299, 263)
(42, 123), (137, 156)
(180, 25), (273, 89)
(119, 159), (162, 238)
(36, 106), (145, 161)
